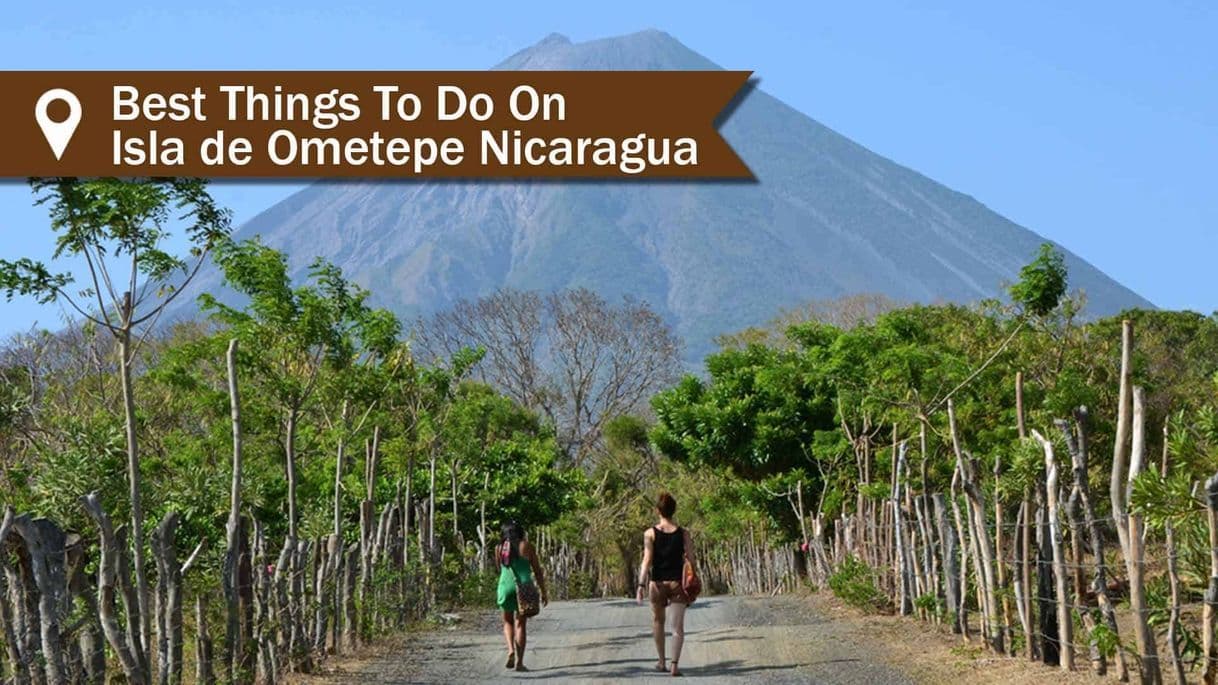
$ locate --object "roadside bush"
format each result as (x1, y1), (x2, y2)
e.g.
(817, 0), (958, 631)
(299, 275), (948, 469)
(827, 555), (890, 613)
(564, 570), (599, 599)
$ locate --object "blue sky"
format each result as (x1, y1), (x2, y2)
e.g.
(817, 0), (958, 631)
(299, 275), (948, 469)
(1, 1), (1214, 333)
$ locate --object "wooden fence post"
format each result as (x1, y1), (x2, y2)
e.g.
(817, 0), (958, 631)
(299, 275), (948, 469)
(1125, 386), (1161, 684)
(151, 512), (184, 685)
(892, 443), (913, 615)
(1110, 320), (1159, 684)
(252, 521), (278, 685)
(1161, 427), (1186, 685)
(10, 515), (69, 685)
(1010, 502), (1033, 660)
(196, 595), (215, 685)
(948, 400), (1001, 652)
(934, 493), (963, 636)
(342, 543), (359, 652)
(1058, 410), (1127, 680)
(81, 494), (148, 685)
(64, 532), (105, 685)
(1035, 483), (1060, 665)
(1202, 473), (1218, 684)
(1033, 430), (1073, 672)
(0, 508), (32, 685)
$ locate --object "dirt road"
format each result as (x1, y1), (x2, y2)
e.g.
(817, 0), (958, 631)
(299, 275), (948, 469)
(305, 595), (918, 684)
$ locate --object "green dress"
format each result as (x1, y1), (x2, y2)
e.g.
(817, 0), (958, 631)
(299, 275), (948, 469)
(496, 547), (534, 613)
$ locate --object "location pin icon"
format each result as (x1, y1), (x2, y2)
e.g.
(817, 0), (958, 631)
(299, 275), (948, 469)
(35, 89), (83, 160)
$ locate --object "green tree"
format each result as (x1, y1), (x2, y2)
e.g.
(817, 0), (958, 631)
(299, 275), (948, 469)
(650, 339), (837, 480)
(0, 178), (230, 651)
(1008, 242), (1067, 318)
(200, 238), (376, 543)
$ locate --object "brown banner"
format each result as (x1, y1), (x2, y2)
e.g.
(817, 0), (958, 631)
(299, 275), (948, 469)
(0, 71), (752, 179)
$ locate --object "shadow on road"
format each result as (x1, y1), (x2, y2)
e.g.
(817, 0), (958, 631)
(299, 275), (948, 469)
(522, 660), (658, 680)
(694, 659), (802, 677)
(521, 658), (804, 681)
(697, 633), (763, 644)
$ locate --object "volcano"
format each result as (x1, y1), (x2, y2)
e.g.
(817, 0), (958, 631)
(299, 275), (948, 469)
(181, 30), (1151, 361)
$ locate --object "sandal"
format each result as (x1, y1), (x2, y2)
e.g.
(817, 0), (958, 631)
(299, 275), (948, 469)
(515, 663), (529, 672)
(671, 661), (683, 677)
(505, 652), (516, 669)
(655, 660), (668, 672)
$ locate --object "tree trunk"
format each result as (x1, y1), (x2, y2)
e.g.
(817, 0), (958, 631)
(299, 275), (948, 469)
(1164, 518), (1186, 685)
(282, 407), (309, 673)
(403, 455), (414, 568)
(358, 499), (373, 639)
(119, 314), (151, 661)
(1033, 431), (1073, 672)
(334, 401), (350, 540)
(479, 472), (490, 574)
(357, 428), (382, 638)
(366, 428), (381, 502)
(993, 446), (1012, 654)
(1016, 371), (1036, 661)
(223, 339), (249, 683)
(450, 459), (460, 539)
(428, 451), (438, 562)
(285, 409), (300, 543)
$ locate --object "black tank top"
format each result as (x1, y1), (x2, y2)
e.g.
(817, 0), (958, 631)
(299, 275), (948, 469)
(651, 526), (684, 582)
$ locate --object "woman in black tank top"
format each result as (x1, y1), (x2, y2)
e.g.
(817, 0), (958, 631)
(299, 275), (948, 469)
(636, 492), (695, 677)
(651, 526), (685, 582)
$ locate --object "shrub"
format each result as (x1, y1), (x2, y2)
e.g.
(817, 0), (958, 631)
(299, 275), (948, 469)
(827, 555), (890, 613)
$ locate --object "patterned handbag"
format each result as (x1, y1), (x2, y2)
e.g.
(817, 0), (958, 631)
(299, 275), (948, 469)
(510, 563), (542, 618)
(682, 559), (702, 605)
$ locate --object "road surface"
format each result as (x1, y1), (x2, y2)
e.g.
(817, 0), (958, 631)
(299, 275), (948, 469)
(307, 595), (918, 684)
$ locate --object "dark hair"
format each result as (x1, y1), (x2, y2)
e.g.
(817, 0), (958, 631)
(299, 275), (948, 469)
(501, 521), (525, 564)
(656, 492), (677, 519)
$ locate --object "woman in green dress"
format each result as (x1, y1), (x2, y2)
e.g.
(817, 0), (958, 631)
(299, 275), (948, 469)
(497, 521), (548, 671)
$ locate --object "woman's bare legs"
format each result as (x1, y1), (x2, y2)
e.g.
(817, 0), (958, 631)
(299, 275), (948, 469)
(651, 592), (668, 670)
(668, 602), (687, 676)
(502, 611), (516, 668)
(515, 616), (529, 671)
